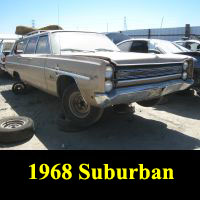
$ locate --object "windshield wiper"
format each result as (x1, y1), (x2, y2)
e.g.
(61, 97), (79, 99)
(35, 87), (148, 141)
(60, 48), (94, 53)
(95, 48), (117, 52)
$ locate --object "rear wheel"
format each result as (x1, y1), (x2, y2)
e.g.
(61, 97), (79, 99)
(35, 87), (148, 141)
(112, 104), (135, 115)
(12, 82), (28, 95)
(137, 98), (162, 107)
(62, 84), (104, 129)
(0, 69), (5, 76)
(177, 89), (195, 96)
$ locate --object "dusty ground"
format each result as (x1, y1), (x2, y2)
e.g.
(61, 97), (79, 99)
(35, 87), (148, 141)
(0, 74), (200, 150)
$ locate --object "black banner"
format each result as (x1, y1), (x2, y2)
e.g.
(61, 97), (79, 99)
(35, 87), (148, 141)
(0, 151), (199, 185)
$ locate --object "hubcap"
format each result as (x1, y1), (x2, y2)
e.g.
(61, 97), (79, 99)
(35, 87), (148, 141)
(69, 92), (90, 119)
(1, 119), (25, 129)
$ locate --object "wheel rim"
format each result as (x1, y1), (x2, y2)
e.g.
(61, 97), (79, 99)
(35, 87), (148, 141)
(1, 119), (25, 129)
(68, 91), (90, 119)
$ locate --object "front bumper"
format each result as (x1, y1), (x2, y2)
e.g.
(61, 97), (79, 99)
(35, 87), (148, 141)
(95, 79), (193, 108)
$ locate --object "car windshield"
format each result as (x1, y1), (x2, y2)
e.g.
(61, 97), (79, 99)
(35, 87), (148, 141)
(53, 32), (120, 53)
(155, 40), (190, 53)
(173, 43), (191, 52)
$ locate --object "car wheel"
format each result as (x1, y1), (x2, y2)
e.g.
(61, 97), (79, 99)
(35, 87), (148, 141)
(62, 84), (104, 129)
(12, 82), (28, 95)
(137, 98), (162, 107)
(0, 116), (35, 144)
(177, 89), (195, 96)
(56, 113), (85, 132)
(0, 69), (5, 76)
(112, 104), (135, 115)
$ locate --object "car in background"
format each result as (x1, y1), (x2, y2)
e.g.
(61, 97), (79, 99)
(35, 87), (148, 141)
(0, 39), (17, 74)
(175, 40), (200, 52)
(106, 32), (131, 44)
(117, 38), (200, 95)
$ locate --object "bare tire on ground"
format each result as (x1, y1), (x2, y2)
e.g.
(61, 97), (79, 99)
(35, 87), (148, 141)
(0, 116), (35, 144)
(61, 84), (104, 130)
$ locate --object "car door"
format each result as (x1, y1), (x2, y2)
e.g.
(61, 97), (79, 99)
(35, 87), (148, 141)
(5, 39), (28, 77)
(26, 35), (51, 91)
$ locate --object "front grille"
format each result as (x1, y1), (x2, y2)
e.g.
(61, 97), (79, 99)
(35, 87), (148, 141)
(115, 63), (183, 87)
(116, 64), (183, 80)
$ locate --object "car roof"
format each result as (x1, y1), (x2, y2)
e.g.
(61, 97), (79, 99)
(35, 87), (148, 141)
(22, 30), (104, 39)
(175, 40), (200, 43)
(117, 38), (170, 45)
(1, 40), (16, 43)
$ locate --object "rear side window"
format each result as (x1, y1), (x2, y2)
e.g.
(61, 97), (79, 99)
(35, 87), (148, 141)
(36, 36), (51, 54)
(25, 37), (38, 54)
(118, 41), (132, 52)
(130, 41), (148, 53)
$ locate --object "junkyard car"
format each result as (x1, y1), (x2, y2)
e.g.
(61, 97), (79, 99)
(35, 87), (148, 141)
(175, 40), (200, 52)
(5, 31), (194, 129)
(106, 32), (131, 44)
(117, 38), (200, 95)
(0, 39), (16, 74)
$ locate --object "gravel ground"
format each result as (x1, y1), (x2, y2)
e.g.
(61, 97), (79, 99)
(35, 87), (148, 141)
(0, 74), (200, 150)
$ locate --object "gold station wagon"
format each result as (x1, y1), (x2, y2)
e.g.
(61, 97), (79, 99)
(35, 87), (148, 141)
(5, 30), (194, 129)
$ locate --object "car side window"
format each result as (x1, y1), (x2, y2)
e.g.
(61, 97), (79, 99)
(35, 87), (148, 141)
(130, 41), (148, 53)
(24, 37), (38, 54)
(118, 41), (132, 52)
(13, 39), (28, 55)
(36, 36), (51, 54)
(186, 42), (200, 51)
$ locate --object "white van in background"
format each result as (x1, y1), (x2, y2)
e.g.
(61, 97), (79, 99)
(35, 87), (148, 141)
(0, 34), (20, 74)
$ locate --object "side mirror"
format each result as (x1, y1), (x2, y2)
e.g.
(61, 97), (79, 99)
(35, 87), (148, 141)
(148, 49), (161, 54)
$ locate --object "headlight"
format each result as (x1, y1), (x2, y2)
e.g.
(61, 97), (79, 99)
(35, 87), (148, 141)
(105, 66), (113, 79)
(105, 81), (113, 93)
(183, 61), (189, 71)
(182, 72), (188, 80)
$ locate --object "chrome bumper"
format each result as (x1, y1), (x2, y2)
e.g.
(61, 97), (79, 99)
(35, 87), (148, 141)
(95, 79), (193, 108)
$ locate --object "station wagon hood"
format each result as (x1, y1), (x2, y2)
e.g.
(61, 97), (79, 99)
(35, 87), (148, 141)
(61, 51), (189, 65)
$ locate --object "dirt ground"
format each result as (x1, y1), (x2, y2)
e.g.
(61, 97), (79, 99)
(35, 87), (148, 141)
(0, 74), (200, 150)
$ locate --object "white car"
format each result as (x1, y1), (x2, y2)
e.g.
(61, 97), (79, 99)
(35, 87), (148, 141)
(0, 39), (16, 73)
(175, 40), (200, 52)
